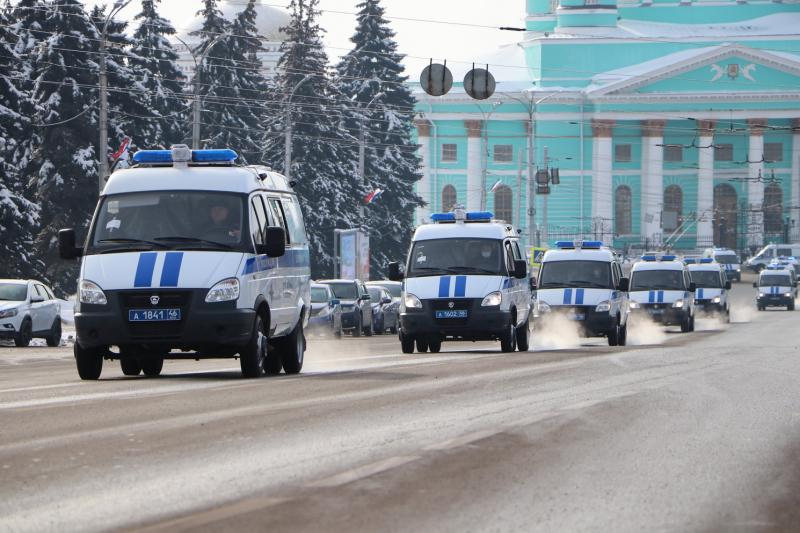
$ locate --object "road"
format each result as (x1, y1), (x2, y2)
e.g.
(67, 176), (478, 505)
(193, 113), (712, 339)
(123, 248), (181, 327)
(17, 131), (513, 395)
(2, 279), (800, 532)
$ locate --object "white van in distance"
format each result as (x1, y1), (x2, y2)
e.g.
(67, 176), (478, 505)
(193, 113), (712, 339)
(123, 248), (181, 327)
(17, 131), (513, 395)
(59, 146), (311, 380)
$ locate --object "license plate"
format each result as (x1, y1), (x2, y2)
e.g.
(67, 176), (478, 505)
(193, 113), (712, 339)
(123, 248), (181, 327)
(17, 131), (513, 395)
(435, 310), (468, 319)
(569, 313), (585, 321)
(649, 308), (664, 315)
(128, 308), (181, 322)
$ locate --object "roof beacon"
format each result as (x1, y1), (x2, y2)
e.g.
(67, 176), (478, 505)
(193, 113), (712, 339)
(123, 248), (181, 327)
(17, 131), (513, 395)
(171, 144), (192, 168)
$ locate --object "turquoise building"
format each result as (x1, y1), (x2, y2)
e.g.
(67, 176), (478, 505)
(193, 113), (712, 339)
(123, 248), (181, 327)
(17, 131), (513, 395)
(413, 0), (800, 254)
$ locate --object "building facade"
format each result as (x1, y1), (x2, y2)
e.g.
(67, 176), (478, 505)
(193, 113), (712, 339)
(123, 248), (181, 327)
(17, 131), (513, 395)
(414, 0), (800, 254)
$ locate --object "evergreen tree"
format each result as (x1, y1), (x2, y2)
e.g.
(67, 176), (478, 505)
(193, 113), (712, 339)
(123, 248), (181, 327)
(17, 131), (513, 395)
(25, 0), (101, 295)
(264, 0), (359, 278)
(129, 0), (188, 148)
(0, 4), (39, 277)
(336, 0), (423, 277)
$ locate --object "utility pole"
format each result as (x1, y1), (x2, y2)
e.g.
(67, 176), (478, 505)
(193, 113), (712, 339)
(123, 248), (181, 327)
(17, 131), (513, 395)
(98, 0), (132, 194)
(191, 32), (231, 150)
(284, 74), (314, 180)
(358, 91), (385, 220)
(542, 146), (549, 245)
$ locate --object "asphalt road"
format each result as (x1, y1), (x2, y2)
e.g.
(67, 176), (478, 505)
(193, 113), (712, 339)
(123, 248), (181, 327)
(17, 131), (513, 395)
(3, 278), (800, 533)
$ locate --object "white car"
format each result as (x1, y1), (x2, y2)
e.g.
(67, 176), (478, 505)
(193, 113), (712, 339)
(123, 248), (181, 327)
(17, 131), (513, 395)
(0, 279), (62, 347)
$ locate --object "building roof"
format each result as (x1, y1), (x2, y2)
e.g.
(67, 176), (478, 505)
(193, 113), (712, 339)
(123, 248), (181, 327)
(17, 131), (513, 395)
(178, 0), (289, 42)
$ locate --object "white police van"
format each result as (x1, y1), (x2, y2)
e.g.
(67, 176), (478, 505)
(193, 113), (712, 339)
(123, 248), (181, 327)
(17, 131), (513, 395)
(533, 241), (629, 346)
(702, 248), (741, 282)
(746, 244), (800, 272)
(629, 255), (696, 332)
(685, 258), (731, 322)
(58, 145), (311, 380)
(754, 265), (797, 311)
(388, 208), (531, 354)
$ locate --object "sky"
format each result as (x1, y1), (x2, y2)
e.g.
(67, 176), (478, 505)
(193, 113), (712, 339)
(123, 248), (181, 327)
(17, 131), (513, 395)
(82, 0), (527, 78)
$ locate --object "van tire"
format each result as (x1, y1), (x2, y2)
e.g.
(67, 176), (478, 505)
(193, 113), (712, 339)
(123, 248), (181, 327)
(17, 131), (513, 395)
(416, 339), (429, 353)
(240, 315), (267, 378)
(618, 323), (627, 346)
(46, 318), (62, 347)
(607, 321), (620, 346)
(353, 315), (362, 337)
(364, 317), (373, 337)
(400, 332), (414, 354)
(75, 343), (103, 380)
(278, 319), (305, 375)
(789, 301), (796, 311)
(141, 356), (164, 377)
(120, 357), (142, 376)
(14, 319), (32, 347)
(500, 322), (517, 353)
(428, 340), (442, 353)
(515, 316), (530, 352)
(680, 315), (691, 333)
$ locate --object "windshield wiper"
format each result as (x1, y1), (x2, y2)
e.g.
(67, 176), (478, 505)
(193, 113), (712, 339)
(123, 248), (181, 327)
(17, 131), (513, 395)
(410, 266), (449, 277)
(97, 238), (168, 249)
(154, 236), (234, 249)
(444, 266), (500, 275)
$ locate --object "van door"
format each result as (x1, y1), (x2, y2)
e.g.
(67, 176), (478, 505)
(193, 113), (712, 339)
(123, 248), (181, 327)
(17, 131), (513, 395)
(266, 196), (294, 334)
(248, 194), (284, 335)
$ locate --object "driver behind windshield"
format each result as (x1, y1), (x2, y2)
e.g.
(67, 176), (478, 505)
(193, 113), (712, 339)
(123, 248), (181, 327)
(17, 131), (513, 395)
(202, 198), (241, 243)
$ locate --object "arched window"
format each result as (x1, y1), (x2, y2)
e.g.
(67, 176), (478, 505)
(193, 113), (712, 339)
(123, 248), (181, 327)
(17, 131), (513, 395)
(764, 183), (784, 233)
(494, 185), (513, 223)
(614, 185), (632, 235)
(441, 184), (457, 213)
(663, 185), (683, 232)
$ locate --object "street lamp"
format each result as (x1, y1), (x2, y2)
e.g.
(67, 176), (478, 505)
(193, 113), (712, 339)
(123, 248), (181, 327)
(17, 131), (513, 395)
(98, 0), (132, 193)
(358, 90), (385, 220)
(284, 74), (314, 180)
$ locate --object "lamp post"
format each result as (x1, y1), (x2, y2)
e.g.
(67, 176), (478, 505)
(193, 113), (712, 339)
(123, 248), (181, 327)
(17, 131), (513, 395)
(284, 74), (314, 180)
(98, 0), (132, 193)
(358, 91), (385, 220)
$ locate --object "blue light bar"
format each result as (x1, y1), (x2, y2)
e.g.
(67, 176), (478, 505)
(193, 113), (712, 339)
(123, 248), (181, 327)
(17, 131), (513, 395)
(699, 258), (714, 264)
(133, 150), (173, 164)
(684, 258), (697, 264)
(192, 149), (238, 163)
(431, 213), (456, 222)
(580, 241), (603, 249)
(660, 255), (677, 261)
(641, 255), (657, 261)
(555, 241), (575, 249)
(466, 211), (493, 221)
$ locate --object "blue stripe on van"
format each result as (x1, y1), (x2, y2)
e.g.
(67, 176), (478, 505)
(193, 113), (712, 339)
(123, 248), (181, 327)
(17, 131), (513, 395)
(648, 290), (655, 303)
(159, 252), (183, 287)
(242, 249), (310, 275)
(575, 288), (584, 305)
(454, 276), (467, 297)
(657, 291), (664, 303)
(134, 252), (158, 288)
(563, 288), (572, 305)
(438, 276), (451, 298)
(697, 288), (704, 300)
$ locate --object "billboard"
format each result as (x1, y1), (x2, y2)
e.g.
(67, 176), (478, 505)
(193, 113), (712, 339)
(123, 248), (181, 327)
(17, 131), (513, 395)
(336, 229), (370, 280)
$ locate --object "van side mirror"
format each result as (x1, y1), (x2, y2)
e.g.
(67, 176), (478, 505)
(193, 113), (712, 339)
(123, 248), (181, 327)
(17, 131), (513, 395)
(529, 277), (537, 291)
(752, 282), (758, 288)
(513, 259), (527, 279)
(330, 299), (340, 307)
(58, 229), (82, 260)
(689, 282), (697, 293)
(725, 281), (732, 290)
(388, 262), (404, 281)
(257, 227), (286, 257)
(382, 297), (392, 304)
(617, 277), (630, 292)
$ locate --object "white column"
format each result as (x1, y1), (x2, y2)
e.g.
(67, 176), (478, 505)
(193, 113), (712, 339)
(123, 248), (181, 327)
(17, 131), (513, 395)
(791, 119), (800, 242)
(641, 120), (665, 246)
(465, 120), (483, 212)
(415, 120), (432, 223)
(591, 120), (614, 244)
(696, 120), (715, 248)
(748, 119), (766, 248)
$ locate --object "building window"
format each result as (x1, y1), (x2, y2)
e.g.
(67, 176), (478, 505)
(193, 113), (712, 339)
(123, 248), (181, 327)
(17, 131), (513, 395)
(614, 185), (632, 235)
(441, 144), (457, 162)
(441, 184), (457, 213)
(615, 144), (632, 162)
(664, 145), (683, 162)
(494, 185), (513, 223)
(493, 144), (513, 163)
(764, 183), (783, 233)
(663, 185), (683, 232)
(715, 143), (733, 161)
(764, 142), (783, 162)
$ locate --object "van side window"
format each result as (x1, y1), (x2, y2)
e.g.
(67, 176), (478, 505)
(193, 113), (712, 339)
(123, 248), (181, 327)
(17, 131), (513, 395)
(250, 196), (268, 246)
(504, 242), (515, 274)
(281, 197), (308, 245)
(267, 198), (290, 245)
(511, 241), (522, 261)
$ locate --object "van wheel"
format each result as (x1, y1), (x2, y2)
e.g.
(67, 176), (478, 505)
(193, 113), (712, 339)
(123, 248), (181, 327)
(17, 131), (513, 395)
(400, 332), (414, 354)
(515, 316), (530, 352)
(618, 323), (627, 346)
(607, 321), (620, 346)
(240, 315), (267, 378)
(141, 356), (164, 377)
(680, 315), (691, 333)
(500, 322), (517, 352)
(14, 319), (32, 347)
(120, 356), (142, 376)
(75, 343), (103, 380)
(353, 315), (362, 337)
(277, 319), (305, 375)
(416, 339), (429, 353)
(45, 318), (62, 347)
(364, 317), (373, 337)
(428, 340), (442, 353)
(790, 301), (796, 311)
(725, 309), (731, 323)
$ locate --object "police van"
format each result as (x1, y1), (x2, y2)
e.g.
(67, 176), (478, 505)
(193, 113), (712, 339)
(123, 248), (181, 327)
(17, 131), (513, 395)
(628, 255), (696, 332)
(533, 241), (629, 346)
(388, 208), (531, 354)
(746, 243), (800, 272)
(58, 145), (311, 380)
(754, 265), (797, 311)
(702, 247), (741, 282)
(685, 258), (731, 322)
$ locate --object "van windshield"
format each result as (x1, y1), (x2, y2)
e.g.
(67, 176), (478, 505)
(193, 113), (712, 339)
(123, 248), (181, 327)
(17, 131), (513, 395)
(538, 261), (612, 289)
(89, 191), (247, 253)
(407, 239), (505, 277)
(630, 270), (686, 291)
(714, 254), (739, 264)
(760, 275), (792, 286)
(690, 271), (722, 288)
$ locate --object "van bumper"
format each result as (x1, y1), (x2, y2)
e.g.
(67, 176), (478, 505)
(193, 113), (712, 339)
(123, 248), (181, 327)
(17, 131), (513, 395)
(399, 299), (512, 341)
(631, 305), (687, 326)
(533, 306), (615, 337)
(757, 295), (793, 308)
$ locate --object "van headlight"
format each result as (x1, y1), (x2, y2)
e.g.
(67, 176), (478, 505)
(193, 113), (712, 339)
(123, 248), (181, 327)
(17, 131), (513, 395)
(205, 278), (240, 303)
(712, 296), (721, 304)
(595, 300), (611, 312)
(759, 292), (765, 297)
(628, 301), (640, 309)
(404, 293), (422, 309)
(79, 280), (107, 305)
(785, 292), (793, 297)
(672, 299), (684, 309)
(481, 291), (502, 307)
(0, 308), (18, 319)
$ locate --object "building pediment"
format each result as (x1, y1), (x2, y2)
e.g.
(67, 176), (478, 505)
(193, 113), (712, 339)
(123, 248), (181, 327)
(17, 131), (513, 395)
(589, 44), (800, 97)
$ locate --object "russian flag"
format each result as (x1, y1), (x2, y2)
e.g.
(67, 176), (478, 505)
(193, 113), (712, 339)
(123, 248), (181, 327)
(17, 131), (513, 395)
(364, 188), (384, 204)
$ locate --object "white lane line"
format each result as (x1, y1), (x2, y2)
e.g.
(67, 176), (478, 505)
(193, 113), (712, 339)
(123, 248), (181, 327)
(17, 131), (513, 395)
(423, 429), (501, 451)
(131, 497), (288, 533)
(307, 455), (420, 488)
(0, 382), (82, 394)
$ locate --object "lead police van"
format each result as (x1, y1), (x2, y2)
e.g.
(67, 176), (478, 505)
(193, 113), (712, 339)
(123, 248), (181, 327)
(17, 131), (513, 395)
(59, 145), (311, 380)
(628, 255), (696, 332)
(388, 208), (531, 354)
(754, 265), (797, 311)
(533, 241), (629, 346)
(685, 258), (731, 322)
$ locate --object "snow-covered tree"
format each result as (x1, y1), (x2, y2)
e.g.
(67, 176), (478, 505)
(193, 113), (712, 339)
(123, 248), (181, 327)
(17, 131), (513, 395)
(265, 0), (359, 278)
(336, 0), (423, 277)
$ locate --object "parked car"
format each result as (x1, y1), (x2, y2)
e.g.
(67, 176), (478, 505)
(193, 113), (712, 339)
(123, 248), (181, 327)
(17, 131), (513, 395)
(309, 283), (343, 336)
(366, 285), (398, 335)
(318, 279), (373, 336)
(0, 280), (62, 347)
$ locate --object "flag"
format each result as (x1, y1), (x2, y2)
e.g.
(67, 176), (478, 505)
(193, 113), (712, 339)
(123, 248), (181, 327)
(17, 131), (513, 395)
(490, 179), (503, 193)
(109, 137), (131, 173)
(364, 188), (384, 205)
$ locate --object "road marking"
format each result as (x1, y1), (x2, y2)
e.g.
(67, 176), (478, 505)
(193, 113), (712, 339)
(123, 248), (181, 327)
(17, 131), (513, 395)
(131, 496), (288, 533)
(0, 382), (82, 394)
(307, 455), (420, 488)
(424, 429), (501, 451)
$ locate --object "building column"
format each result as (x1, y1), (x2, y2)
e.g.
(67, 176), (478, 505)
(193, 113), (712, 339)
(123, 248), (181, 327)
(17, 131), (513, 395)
(641, 120), (665, 246)
(591, 119), (614, 244)
(748, 118), (767, 249)
(465, 120), (483, 212)
(696, 120), (716, 248)
(791, 119), (800, 241)
(415, 119), (432, 223)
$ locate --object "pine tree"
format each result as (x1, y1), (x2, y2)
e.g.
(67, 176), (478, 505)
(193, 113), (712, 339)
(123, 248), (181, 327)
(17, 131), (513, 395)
(336, 0), (423, 278)
(264, 0), (359, 278)
(129, 0), (188, 149)
(25, 0), (101, 295)
(0, 4), (39, 278)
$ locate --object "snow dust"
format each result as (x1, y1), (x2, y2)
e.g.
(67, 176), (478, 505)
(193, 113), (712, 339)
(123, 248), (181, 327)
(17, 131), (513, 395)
(626, 316), (668, 346)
